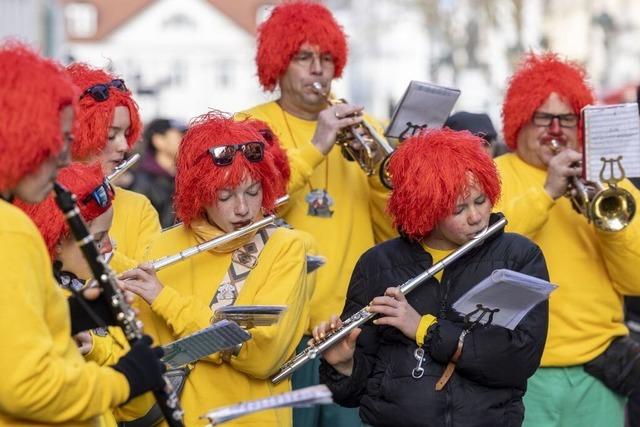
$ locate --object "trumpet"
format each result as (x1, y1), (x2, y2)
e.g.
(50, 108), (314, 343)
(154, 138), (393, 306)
(550, 139), (636, 232)
(151, 195), (289, 271)
(312, 82), (394, 188)
(271, 217), (508, 384)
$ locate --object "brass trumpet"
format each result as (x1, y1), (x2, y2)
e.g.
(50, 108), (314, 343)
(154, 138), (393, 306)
(550, 139), (636, 232)
(312, 82), (394, 188)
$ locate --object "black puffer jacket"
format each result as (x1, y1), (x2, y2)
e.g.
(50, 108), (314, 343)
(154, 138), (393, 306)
(320, 214), (549, 427)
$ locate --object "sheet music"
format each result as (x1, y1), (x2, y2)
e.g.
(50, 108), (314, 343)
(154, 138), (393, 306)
(201, 385), (333, 425)
(162, 320), (251, 369)
(385, 81), (460, 141)
(452, 269), (557, 330)
(583, 103), (640, 181)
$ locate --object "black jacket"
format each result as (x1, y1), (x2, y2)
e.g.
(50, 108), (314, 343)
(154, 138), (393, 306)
(320, 214), (549, 427)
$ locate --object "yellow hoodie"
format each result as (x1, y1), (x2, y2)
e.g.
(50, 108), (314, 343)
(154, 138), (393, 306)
(136, 224), (310, 426)
(241, 102), (396, 331)
(495, 153), (640, 365)
(0, 199), (130, 426)
(109, 186), (161, 273)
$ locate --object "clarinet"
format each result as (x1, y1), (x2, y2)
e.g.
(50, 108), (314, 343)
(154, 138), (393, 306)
(54, 183), (185, 427)
(271, 217), (508, 384)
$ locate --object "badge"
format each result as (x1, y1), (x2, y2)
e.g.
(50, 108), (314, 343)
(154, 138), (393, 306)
(305, 189), (334, 217)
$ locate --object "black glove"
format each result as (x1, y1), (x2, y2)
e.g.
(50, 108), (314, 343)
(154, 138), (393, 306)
(67, 295), (117, 335)
(112, 335), (166, 400)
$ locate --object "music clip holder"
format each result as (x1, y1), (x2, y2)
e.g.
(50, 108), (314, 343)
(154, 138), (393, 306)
(212, 305), (287, 329)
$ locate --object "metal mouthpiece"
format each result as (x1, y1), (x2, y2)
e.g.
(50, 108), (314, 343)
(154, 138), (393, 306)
(312, 82), (325, 96)
(107, 153), (141, 183)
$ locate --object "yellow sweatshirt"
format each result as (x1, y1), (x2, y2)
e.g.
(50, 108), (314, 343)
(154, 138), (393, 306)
(85, 328), (156, 424)
(494, 153), (640, 365)
(0, 199), (130, 426)
(109, 187), (161, 273)
(241, 102), (396, 331)
(136, 224), (310, 426)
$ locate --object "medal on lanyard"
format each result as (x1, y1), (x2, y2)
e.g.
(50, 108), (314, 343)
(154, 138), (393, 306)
(305, 189), (334, 217)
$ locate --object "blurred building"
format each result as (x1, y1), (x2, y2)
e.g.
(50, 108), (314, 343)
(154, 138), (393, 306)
(61, 0), (277, 122)
(4, 0), (638, 129)
(0, 0), (66, 58)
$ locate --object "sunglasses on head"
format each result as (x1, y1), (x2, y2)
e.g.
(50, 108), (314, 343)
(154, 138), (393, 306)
(207, 141), (265, 166)
(80, 79), (128, 102)
(82, 181), (113, 208)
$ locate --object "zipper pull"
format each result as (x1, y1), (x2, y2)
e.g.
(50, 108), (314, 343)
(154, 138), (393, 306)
(412, 347), (425, 379)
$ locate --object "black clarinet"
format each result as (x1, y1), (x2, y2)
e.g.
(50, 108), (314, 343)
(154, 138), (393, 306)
(54, 183), (185, 427)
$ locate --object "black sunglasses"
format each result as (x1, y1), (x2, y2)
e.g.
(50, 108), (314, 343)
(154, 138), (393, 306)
(80, 79), (128, 102)
(207, 141), (265, 166)
(82, 181), (113, 208)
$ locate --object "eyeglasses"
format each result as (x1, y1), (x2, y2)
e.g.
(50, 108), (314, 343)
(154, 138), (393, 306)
(82, 181), (113, 208)
(532, 112), (579, 128)
(80, 79), (128, 102)
(207, 142), (265, 166)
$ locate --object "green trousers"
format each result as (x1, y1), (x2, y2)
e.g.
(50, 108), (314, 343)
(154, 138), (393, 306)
(292, 337), (361, 427)
(523, 366), (625, 427)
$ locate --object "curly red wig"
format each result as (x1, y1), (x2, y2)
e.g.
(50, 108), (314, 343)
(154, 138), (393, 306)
(502, 52), (595, 151)
(0, 41), (77, 191)
(256, 1), (348, 92)
(67, 63), (142, 160)
(245, 118), (291, 195)
(174, 112), (285, 225)
(388, 128), (501, 240)
(16, 162), (113, 258)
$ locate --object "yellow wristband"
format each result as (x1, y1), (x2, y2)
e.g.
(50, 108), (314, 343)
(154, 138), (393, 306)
(415, 314), (438, 347)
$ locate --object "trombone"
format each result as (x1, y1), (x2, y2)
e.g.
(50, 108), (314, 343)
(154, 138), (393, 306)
(550, 139), (635, 231)
(312, 82), (395, 188)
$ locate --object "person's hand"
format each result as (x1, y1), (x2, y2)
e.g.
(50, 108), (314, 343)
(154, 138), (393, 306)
(112, 335), (166, 399)
(73, 331), (93, 355)
(312, 103), (364, 155)
(310, 314), (360, 376)
(118, 263), (163, 305)
(544, 148), (583, 200)
(368, 287), (421, 340)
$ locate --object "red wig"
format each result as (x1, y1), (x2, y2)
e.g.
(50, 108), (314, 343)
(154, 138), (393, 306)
(16, 162), (113, 258)
(256, 1), (348, 92)
(0, 41), (77, 190)
(245, 118), (291, 195)
(388, 128), (501, 240)
(174, 112), (285, 225)
(67, 63), (142, 160)
(502, 52), (595, 150)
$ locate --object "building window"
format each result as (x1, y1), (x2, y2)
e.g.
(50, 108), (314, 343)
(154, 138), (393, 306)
(215, 59), (234, 89)
(65, 3), (97, 38)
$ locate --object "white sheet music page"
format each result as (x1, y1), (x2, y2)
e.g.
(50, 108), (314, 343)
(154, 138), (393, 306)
(583, 103), (640, 182)
(385, 81), (460, 141)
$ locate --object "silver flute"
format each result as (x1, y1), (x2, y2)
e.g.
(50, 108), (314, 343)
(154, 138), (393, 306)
(107, 153), (141, 182)
(271, 216), (508, 384)
(151, 195), (289, 271)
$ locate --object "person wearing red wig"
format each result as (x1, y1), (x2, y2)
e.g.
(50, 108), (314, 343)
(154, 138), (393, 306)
(0, 42), (162, 426)
(495, 52), (640, 426)
(120, 112), (311, 426)
(242, 2), (395, 424)
(16, 162), (162, 426)
(67, 62), (161, 274)
(315, 128), (549, 426)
